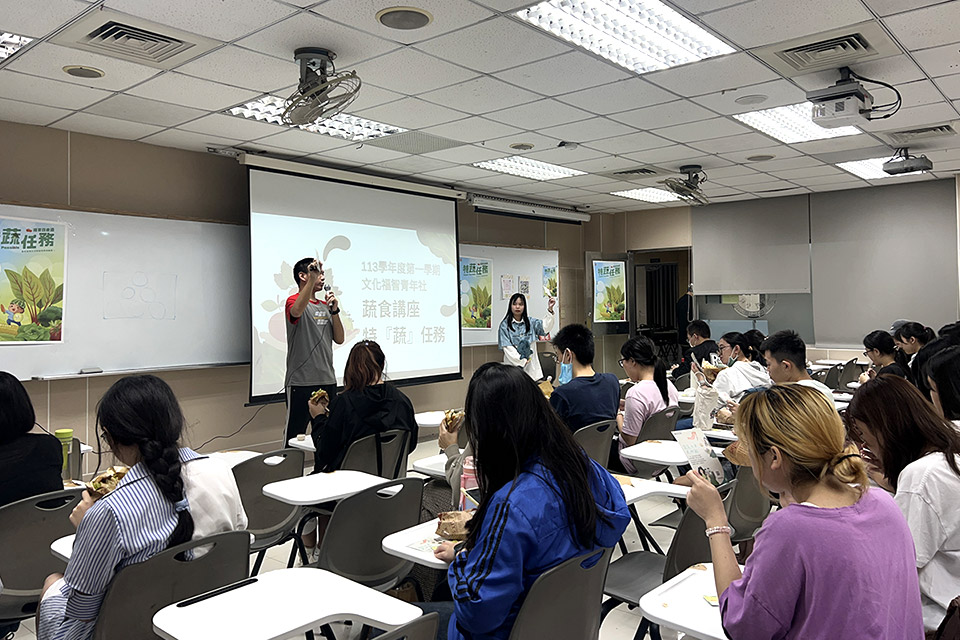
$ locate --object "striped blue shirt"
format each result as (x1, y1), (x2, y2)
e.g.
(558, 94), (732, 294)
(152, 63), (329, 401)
(38, 448), (241, 640)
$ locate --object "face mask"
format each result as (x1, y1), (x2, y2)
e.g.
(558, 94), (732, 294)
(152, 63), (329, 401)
(727, 348), (738, 367)
(557, 350), (573, 385)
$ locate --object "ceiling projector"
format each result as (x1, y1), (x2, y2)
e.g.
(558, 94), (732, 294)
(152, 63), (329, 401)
(882, 153), (933, 175)
(807, 76), (873, 128)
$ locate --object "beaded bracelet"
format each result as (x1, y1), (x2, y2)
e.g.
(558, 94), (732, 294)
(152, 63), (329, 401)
(705, 525), (732, 538)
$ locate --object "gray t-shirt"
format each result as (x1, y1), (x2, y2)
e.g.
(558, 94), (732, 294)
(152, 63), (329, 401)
(284, 293), (335, 387)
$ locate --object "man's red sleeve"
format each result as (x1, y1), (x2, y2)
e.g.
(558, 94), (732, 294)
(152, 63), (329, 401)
(285, 294), (299, 325)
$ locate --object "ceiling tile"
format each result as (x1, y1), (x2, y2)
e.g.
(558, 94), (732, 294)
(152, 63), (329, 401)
(610, 100), (718, 130)
(652, 117), (749, 143)
(896, 79), (948, 109)
(711, 172), (782, 187)
(480, 131), (563, 155)
(718, 144), (803, 163)
(316, 0), (493, 45)
(50, 112), (163, 139)
(791, 55), (924, 92)
(312, 143), (411, 165)
(645, 53), (780, 97)
(735, 179), (798, 192)
(522, 144), (607, 165)
(807, 180), (869, 192)
(539, 117), (637, 143)
(913, 43), (960, 78)
(667, 0), (752, 13)
(495, 52), (630, 97)
(790, 173), (862, 186)
(176, 45), (297, 93)
(466, 173), (539, 188)
(0, 70), (112, 110)
(251, 128), (353, 154)
(414, 17), (571, 73)
(84, 94), (206, 127)
(698, 0), (872, 48)
(139, 128), (242, 152)
(179, 113), (282, 140)
(0, 97), (71, 126)
(420, 117), (522, 143)
(689, 132), (781, 154)
(621, 144), (703, 165)
(418, 165), (498, 182)
(357, 97), (466, 129)
(351, 48), (479, 95)
(421, 143), (507, 163)
(567, 155), (655, 173)
(420, 76), (539, 113)
(7, 43), (160, 92)
(814, 145), (892, 164)
(792, 135), (884, 155)
(470, 0), (538, 10)
(691, 79), (807, 115)
(883, 3), (960, 50)
(126, 72), (260, 111)
(485, 99), (593, 130)
(0, 0), (90, 38)
(934, 74), (960, 101)
(772, 165), (843, 180)
(702, 165), (758, 179)
(108, 0), (295, 42)
(549, 173), (624, 189)
(343, 83), (405, 112)
(859, 102), (959, 132)
(376, 156), (457, 174)
(756, 187), (810, 197)
(749, 156), (821, 171)
(868, 0), (942, 21)
(235, 12), (399, 68)
(556, 78), (677, 115)
(584, 131), (673, 155)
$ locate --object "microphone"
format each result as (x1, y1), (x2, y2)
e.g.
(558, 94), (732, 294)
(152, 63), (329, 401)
(323, 284), (331, 292)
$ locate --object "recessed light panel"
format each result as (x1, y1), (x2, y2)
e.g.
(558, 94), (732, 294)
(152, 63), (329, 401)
(611, 187), (680, 203)
(0, 32), (32, 61)
(516, 0), (735, 75)
(837, 156), (925, 180)
(473, 156), (586, 180)
(733, 102), (861, 144)
(227, 95), (405, 142)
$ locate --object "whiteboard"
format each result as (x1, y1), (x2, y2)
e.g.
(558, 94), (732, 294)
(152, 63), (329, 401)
(0, 204), (249, 380)
(460, 244), (559, 347)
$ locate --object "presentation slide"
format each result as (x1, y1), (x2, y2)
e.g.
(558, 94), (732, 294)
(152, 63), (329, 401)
(249, 168), (460, 401)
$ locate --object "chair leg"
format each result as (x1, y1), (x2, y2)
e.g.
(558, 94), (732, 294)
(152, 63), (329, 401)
(319, 624), (337, 640)
(663, 469), (674, 483)
(629, 505), (650, 553)
(632, 617), (650, 640)
(305, 631), (315, 640)
(599, 597), (621, 623)
(617, 537), (628, 555)
(251, 549), (266, 576)
(358, 624), (372, 640)
(649, 622), (662, 640)
(287, 539), (299, 568)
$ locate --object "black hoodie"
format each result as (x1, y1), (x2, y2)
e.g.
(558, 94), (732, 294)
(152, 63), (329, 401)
(673, 339), (720, 378)
(311, 383), (418, 473)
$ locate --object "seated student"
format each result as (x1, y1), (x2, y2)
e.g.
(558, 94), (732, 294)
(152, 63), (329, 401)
(0, 372), (63, 637)
(912, 337), (957, 401)
(548, 324), (619, 433)
(672, 319), (719, 379)
(760, 330), (836, 405)
(744, 329), (767, 367)
(694, 331), (771, 405)
(38, 375), (247, 640)
(309, 340), (418, 473)
(846, 375), (960, 632)
(432, 364), (630, 640)
(926, 346), (960, 426)
(894, 322), (936, 369)
(617, 336), (679, 473)
(685, 384), (924, 639)
(862, 329), (910, 380)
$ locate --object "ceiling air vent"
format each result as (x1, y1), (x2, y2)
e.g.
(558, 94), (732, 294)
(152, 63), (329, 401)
(879, 123), (958, 147)
(363, 131), (465, 154)
(601, 166), (666, 181)
(51, 9), (219, 69)
(754, 22), (901, 77)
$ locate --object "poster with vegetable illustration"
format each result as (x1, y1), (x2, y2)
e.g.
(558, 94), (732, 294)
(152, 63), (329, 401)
(542, 266), (557, 298)
(0, 218), (66, 343)
(593, 260), (626, 323)
(460, 257), (492, 329)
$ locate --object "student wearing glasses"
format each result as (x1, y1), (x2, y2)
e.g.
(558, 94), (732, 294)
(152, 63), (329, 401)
(861, 330), (910, 381)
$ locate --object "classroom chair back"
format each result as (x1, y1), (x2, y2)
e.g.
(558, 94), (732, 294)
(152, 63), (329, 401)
(375, 612), (440, 640)
(574, 419), (617, 467)
(341, 429), (410, 479)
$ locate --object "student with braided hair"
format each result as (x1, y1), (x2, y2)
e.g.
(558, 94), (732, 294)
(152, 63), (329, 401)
(37, 375), (247, 640)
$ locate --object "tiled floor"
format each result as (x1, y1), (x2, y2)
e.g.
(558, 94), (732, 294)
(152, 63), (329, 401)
(14, 440), (686, 640)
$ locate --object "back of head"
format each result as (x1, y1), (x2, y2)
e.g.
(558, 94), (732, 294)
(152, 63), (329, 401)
(343, 340), (386, 392)
(926, 345), (960, 421)
(552, 323), (594, 365)
(97, 375), (193, 548)
(863, 329), (896, 354)
(736, 384), (868, 492)
(759, 330), (806, 370)
(744, 330), (767, 366)
(846, 375), (960, 487)
(0, 371), (36, 445)
(913, 337), (953, 399)
(722, 331), (760, 363)
(687, 319), (710, 340)
(894, 322), (935, 346)
(463, 363), (599, 549)
(939, 322), (960, 341)
(620, 336), (668, 402)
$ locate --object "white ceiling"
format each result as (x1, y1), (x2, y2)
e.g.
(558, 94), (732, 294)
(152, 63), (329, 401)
(2, 0), (960, 213)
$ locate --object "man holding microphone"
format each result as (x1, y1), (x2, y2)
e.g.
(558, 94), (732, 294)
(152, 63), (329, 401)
(285, 257), (344, 459)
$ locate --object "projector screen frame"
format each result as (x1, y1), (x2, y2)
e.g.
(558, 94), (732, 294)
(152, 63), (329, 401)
(246, 164), (463, 406)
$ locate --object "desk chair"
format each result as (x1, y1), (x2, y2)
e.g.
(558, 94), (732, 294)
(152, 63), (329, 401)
(573, 420), (617, 467)
(0, 488), (83, 624)
(376, 612), (440, 640)
(509, 548), (614, 640)
(342, 430), (410, 480)
(92, 530), (250, 640)
(231, 448), (306, 575)
(672, 373), (690, 391)
(823, 364), (842, 390)
(837, 358), (860, 388)
(631, 406), (681, 481)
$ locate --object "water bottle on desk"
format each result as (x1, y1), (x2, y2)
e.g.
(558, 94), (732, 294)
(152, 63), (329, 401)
(55, 428), (73, 480)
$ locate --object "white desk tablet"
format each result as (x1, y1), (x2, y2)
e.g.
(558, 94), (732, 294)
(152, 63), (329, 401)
(638, 562), (743, 640)
(412, 451), (463, 480)
(51, 534), (75, 562)
(382, 520), (452, 570)
(287, 436), (316, 453)
(262, 470), (386, 506)
(620, 441), (725, 467)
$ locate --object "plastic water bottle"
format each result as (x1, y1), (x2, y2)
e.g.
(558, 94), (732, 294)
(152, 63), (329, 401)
(460, 456), (478, 511)
(55, 428), (73, 480)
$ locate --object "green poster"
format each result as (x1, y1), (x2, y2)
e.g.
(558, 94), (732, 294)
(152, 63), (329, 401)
(593, 260), (626, 323)
(0, 218), (66, 342)
(460, 257), (492, 329)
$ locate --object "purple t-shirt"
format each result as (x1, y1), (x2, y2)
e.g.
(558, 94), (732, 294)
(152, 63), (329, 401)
(720, 487), (924, 639)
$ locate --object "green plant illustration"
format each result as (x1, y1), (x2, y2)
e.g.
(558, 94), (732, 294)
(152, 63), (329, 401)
(544, 276), (558, 298)
(462, 284), (492, 328)
(596, 284), (626, 321)
(4, 266), (63, 324)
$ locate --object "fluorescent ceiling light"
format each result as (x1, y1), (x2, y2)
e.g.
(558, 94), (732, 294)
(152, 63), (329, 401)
(837, 156), (924, 180)
(0, 32), (32, 61)
(473, 156), (586, 181)
(611, 187), (680, 203)
(227, 95), (405, 141)
(516, 0), (735, 75)
(733, 102), (861, 143)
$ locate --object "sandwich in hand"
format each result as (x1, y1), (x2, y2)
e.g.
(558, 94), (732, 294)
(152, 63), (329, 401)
(310, 388), (329, 404)
(436, 510), (473, 541)
(85, 466), (129, 499)
(442, 409), (465, 431)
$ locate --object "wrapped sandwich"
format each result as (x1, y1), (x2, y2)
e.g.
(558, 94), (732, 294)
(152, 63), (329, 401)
(701, 361), (726, 383)
(442, 409), (464, 431)
(436, 510), (473, 541)
(310, 388), (329, 404)
(85, 466), (129, 499)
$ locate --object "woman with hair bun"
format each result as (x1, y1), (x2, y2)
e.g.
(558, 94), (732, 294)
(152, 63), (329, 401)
(863, 329), (910, 380)
(685, 384), (924, 639)
(38, 375), (247, 640)
(894, 322), (936, 366)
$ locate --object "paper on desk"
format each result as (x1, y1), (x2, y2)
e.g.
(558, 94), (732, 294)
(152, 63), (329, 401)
(673, 429), (725, 486)
(407, 536), (445, 553)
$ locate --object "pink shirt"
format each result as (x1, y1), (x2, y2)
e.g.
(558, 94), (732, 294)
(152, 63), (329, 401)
(619, 380), (679, 474)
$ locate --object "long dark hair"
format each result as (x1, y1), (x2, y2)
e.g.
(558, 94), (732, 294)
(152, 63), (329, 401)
(744, 329), (767, 366)
(895, 322), (935, 348)
(503, 293), (530, 333)
(462, 363), (605, 549)
(721, 331), (761, 363)
(846, 375), (960, 488)
(0, 371), (36, 444)
(863, 329), (910, 371)
(96, 375), (194, 549)
(343, 340), (385, 392)
(620, 336), (668, 403)
(926, 346), (960, 421)
(913, 336), (955, 399)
